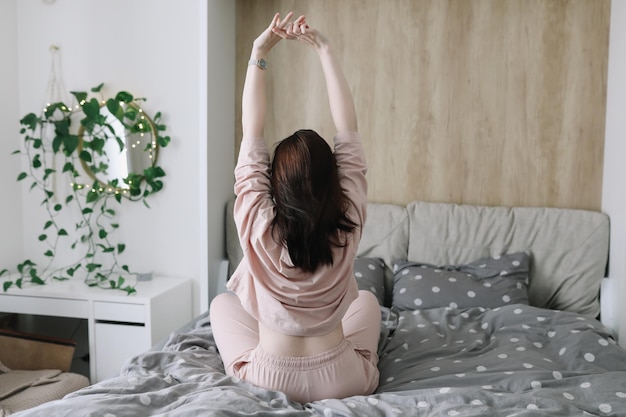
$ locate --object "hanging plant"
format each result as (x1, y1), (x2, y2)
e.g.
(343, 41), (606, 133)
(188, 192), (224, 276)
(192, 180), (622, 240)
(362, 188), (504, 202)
(0, 83), (170, 294)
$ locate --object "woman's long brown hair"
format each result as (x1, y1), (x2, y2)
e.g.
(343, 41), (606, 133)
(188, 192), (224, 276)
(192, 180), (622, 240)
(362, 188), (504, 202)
(271, 129), (357, 272)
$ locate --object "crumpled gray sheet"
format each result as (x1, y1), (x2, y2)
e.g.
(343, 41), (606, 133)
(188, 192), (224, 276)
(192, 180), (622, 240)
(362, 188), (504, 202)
(12, 304), (626, 416)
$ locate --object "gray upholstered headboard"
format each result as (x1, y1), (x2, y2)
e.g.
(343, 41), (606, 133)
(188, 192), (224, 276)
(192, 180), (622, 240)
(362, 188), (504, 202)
(225, 199), (609, 317)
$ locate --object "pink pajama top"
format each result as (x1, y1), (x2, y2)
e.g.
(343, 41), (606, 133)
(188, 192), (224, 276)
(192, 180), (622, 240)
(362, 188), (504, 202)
(227, 131), (368, 337)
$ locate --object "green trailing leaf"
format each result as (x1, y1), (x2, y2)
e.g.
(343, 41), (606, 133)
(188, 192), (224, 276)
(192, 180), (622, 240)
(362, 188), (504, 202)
(117, 243), (125, 254)
(66, 264), (80, 277)
(52, 135), (63, 153)
(20, 113), (39, 131)
(38, 234), (47, 241)
(58, 228), (68, 236)
(44, 250), (54, 257)
(71, 91), (88, 103)
(63, 135), (79, 156)
(79, 150), (92, 163)
(30, 182), (37, 191)
(3, 281), (12, 292)
(98, 229), (108, 239)
(52, 276), (69, 281)
(157, 135), (171, 147)
(16, 278), (23, 288)
(106, 98), (124, 121)
(82, 207), (93, 215)
(54, 118), (70, 137)
(144, 166), (166, 179)
(62, 162), (74, 173)
(32, 154), (42, 168)
(43, 168), (55, 180)
(83, 98), (100, 118)
(0, 269), (8, 277)
(17, 172), (28, 181)
(123, 286), (137, 295)
(44, 220), (53, 229)
(12, 149), (21, 155)
(33, 139), (43, 149)
(65, 195), (74, 204)
(115, 91), (133, 103)
(85, 263), (101, 273)
(91, 137), (105, 154)
(31, 276), (45, 285)
(86, 189), (99, 203)
(54, 204), (62, 212)
(91, 83), (104, 93)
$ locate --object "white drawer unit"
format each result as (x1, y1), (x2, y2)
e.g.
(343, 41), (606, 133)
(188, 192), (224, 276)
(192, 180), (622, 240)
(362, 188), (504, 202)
(0, 276), (192, 383)
(94, 322), (150, 381)
(94, 301), (145, 323)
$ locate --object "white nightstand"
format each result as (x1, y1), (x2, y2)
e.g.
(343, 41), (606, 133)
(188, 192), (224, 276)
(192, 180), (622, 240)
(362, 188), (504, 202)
(0, 276), (192, 383)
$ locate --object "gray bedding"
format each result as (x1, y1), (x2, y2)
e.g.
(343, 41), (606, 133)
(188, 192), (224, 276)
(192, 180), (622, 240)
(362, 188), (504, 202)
(13, 200), (621, 416)
(14, 303), (626, 416)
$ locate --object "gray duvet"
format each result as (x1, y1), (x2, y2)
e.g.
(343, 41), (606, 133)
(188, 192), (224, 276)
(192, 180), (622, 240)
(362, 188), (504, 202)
(14, 304), (626, 416)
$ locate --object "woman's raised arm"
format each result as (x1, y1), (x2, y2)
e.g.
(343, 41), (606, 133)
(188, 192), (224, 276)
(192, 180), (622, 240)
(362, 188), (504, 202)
(242, 12), (301, 138)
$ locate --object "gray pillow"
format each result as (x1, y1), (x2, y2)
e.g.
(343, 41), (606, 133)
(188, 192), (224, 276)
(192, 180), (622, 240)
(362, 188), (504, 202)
(392, 252), (530, 310)
(353, 257), (386, 305)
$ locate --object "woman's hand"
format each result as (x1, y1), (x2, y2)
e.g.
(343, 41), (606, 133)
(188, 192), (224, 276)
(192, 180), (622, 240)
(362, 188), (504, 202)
(252, 12), (296, 56)
(272, 16), (329, 51)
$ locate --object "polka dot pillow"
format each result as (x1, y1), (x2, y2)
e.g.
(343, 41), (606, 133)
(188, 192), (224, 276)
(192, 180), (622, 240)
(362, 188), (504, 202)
(353, 257), (386, 305)
(392, 252), (530, 310)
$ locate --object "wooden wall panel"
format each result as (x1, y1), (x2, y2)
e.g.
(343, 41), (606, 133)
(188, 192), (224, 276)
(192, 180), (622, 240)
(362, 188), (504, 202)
(235, 0), (610, 210)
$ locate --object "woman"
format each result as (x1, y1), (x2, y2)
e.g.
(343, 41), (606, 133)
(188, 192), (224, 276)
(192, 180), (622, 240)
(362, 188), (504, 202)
(209, 12), (380, 403)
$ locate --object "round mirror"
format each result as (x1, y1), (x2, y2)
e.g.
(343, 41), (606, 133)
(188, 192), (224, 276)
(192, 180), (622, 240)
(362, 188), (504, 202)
(77, 102), (159, 192)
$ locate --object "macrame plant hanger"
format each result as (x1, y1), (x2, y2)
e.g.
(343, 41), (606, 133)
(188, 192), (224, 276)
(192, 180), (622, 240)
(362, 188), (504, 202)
(41, 45), (69, 198)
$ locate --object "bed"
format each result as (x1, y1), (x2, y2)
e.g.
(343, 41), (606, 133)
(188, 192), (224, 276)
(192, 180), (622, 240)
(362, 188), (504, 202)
(13, 200), (626, 417)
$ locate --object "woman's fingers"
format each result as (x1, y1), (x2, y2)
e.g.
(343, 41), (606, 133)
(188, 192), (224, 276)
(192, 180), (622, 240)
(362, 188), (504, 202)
(269, 12), (312, 41)
(278, 11), (294, 29)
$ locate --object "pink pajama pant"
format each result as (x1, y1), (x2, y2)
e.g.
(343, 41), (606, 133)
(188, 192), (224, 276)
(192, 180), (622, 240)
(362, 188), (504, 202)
(209, 290), (381, 403)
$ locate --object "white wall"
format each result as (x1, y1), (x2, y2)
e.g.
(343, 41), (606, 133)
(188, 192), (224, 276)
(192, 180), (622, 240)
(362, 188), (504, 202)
(601, 0), (626, 347)
(0, 0), (23, 270)
(12, 0), (234, 315)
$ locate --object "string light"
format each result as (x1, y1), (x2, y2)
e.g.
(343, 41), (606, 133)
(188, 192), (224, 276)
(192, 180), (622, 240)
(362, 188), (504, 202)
(70, 181), (129, 195)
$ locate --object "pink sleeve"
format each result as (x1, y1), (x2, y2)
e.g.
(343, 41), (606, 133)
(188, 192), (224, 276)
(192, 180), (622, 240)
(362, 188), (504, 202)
(233, 136), (275, 253)
(334, 131), (368, 231)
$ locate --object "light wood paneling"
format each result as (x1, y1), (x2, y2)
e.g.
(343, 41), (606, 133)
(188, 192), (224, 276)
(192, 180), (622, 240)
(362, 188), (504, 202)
(235, 0), (610, 210)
